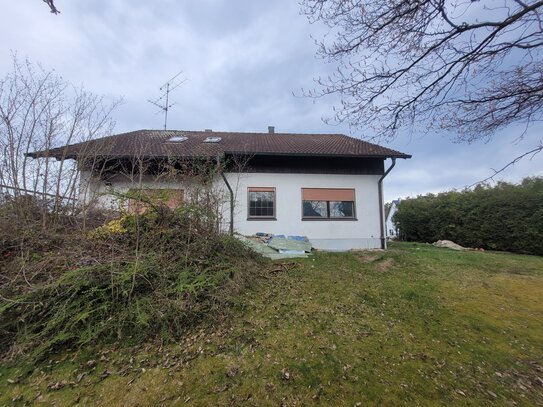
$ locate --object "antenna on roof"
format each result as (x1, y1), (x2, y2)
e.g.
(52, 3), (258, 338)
(147, 70), (187, 130)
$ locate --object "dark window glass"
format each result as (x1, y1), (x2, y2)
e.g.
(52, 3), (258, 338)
(249, 191), (275, 218)
(302, 201), (327, 217)
(330, 201), (354, 218)
(302, 200), (355, 219)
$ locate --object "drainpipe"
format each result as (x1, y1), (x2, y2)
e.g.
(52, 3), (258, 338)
(378, 157), (396, 250)
(220, 172), (234, 235)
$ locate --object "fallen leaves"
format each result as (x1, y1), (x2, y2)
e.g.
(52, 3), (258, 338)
(226, 366), (239, 378)
(47, 380), (69, 391)
(281, 368), (291, 380)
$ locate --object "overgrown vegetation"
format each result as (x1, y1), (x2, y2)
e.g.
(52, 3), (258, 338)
(0, 195), (265, 361)
(393, 177), (543, 255)
(1, 243), (542, 405)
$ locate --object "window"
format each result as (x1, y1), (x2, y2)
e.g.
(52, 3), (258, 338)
(248, 187), (276, 219)
(203, 136), (222, 143)
(127, 189), (184, 214)
(167, 135), (188, 142)
(302, 188), (356, 219)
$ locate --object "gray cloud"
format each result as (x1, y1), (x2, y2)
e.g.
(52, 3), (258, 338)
(1, 1), (541, 202)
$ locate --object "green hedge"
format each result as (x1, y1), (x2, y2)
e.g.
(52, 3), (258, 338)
(393, 177), (543, 255)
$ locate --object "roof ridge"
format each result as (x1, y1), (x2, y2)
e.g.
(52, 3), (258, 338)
(150, 129), (347, 136)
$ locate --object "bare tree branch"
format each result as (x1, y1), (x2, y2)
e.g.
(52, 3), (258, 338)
(42, 0), (60, 15)
(468, 143), (543, 187)
(0, 55), (120, 224)
(301, 0), (543, 143)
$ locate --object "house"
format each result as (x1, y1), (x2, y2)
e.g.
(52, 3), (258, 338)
(28, 128), (411, 250)
(385, 199), (400, 239)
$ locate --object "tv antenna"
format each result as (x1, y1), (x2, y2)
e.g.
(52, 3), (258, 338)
(148, 71), (187, 130)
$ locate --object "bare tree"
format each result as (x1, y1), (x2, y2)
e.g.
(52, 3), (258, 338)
(301, 0), (543, 155)
(42, 0), (60, 14)
(0, 55), (120, 220)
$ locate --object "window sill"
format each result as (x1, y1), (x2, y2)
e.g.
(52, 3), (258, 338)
(302, 218), (358, 221)
(247, 217), (277, 221)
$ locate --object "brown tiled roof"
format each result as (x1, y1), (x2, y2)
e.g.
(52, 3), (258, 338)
(27, 129), (411, 159)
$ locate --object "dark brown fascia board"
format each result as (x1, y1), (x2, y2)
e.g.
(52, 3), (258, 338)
(24, 152), (65, 160)
(26, 151), (412, 160)
(25, 150), (76, 160)
(224, 151), (412, 159)
(24, 152), (219, 160)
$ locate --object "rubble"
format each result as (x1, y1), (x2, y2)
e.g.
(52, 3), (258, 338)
(432, 240), (467, 251)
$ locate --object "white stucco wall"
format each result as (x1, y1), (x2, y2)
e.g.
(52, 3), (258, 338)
(222, 172), (382, 250)
(78, 171), (200, 210)
(79, 170), (383, 250)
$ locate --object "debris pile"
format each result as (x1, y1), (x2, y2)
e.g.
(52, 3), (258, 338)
(432, 240), (467, 251)
(236, 233), (312, 259)
(432, 240), (485, 252)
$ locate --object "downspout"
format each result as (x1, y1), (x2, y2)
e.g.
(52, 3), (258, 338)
(220, 171), (234, 236)
(378, 157), (396, 250)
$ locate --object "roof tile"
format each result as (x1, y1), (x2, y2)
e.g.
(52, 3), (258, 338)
(29, 129), (411, 159)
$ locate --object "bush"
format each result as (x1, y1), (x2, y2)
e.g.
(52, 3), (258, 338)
(393, 177), (543, 255)
(0, 195), (112, 296)
(0, 202), (266, 361)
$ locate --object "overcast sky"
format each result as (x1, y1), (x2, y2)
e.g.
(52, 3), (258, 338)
(1, 1), (542, 202)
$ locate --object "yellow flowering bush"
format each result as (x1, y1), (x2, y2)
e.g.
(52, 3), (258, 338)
(88, 216), (127, 240)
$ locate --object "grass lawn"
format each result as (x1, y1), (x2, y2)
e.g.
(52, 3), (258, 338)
(1, 242), (542, 406)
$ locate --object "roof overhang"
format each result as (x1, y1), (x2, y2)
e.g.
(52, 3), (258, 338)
(26, 151), (412, 161)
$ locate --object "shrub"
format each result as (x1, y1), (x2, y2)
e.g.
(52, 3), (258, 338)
(0, 203), (266, 361)
(393, 177), (543, 255)
(0, 195), (112, 297)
